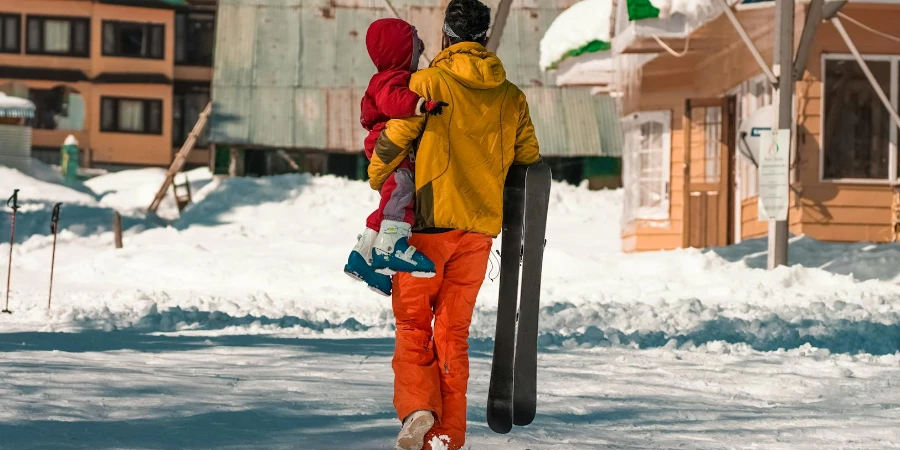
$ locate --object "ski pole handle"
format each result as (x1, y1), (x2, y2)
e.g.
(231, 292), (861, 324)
(51, 203), (62, 234)
(7, 189), (19, 210)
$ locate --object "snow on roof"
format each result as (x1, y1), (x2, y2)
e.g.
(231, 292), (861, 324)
(0, 92), (36, 119)
(539, 0), (613, 71)
(554, 51), (615, 86)
(647, 0), (722, 20)
(629, 0), (761, 22)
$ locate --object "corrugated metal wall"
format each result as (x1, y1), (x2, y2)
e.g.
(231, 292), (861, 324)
(210, 0), (622, 157)
(0, 125), (33, 173)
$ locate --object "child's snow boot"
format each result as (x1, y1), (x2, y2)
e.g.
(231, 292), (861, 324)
(371, 220), (436, 278)
(344, 228), (393, 296)
(395, 410), (435, 450)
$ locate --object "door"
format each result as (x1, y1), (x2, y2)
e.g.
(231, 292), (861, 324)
(683, 97), (736, 248)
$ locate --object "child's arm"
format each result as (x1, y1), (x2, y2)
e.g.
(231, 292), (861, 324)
(375, 75), (425, 119)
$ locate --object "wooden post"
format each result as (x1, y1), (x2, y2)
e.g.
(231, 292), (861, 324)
(892, 183), (900, 243)
(229, 147), (245, 177)
(276, 150), (301, 172)
(486, 0), (513, 53)
(113, 212), (123, 249)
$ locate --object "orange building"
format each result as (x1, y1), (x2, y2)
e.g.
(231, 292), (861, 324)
(0, 0), (214, 169)
(611, 0), (900, 252)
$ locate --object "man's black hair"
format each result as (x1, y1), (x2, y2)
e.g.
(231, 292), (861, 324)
(444, 0), (492, 45)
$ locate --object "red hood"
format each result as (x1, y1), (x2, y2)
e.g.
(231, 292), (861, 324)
(366, 18), (417, 72)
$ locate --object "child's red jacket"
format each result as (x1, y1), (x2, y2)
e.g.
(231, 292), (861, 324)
(360, 18), (424, 158)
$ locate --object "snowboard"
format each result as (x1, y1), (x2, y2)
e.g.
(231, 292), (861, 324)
(486, 162), (552, 434)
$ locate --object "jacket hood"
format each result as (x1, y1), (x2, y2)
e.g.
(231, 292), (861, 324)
(366, 19), (418, 72)
(432, 42), (506, 90)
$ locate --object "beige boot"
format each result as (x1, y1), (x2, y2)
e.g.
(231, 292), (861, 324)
(395, 410), (435, 450)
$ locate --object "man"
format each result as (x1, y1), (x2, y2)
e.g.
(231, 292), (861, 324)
(368, 0), (541, 448)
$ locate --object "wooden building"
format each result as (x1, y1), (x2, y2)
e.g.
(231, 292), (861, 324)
(207, 0), (623, 179)
(0, 0), (215, 169)
(613, 0), (900, 252)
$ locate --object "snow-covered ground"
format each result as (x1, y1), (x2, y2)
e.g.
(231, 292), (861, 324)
(1, 166), (900, 449)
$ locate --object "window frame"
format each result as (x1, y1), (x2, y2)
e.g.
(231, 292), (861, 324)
(100, 96), (163, 135)
(172, 87), (210, 147)
(24, 15), (90, 57)
(622, 110), (672, 221)
(175, 12), (214, 67)
(0, 13), (21, 54)
(819, 53), (899, 185)
(101, 19), (165, 60)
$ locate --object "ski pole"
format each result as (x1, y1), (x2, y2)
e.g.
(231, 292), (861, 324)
(3, 189), (20, 314)
(48, 203), (62, 310)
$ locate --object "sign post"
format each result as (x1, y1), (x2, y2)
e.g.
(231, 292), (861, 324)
(766, 0), (794, 269)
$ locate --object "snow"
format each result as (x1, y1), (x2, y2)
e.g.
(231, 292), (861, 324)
(85, 166), (214, 220)
(0, 92), (36, 117)
(0, 165), (96, 206)
(646, 0), (748, 21)
(539, 0), (613, 70)
(1, 166), (900, 448)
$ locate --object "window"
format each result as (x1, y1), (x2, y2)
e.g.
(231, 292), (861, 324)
(29, 88), (63, 130)
(622, 111), (672, 222)
(0, 14), (20, 53)
(172, 89), (210, 146)
(101, 97), (163, 134)
(175, 13), (214, 66)
(704, 107), (722, 183)
(25, 16), (89, 57)
(102, 20), (164, 59)
(28, 86), (86, 131)
(822, 56), (897, 181)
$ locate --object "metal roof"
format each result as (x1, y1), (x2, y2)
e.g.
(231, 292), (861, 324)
(0, 93), (36, 119)
(209, 0), (623, 157)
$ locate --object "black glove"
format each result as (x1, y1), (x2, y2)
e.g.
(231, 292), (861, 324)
(421, 100), (449, 116)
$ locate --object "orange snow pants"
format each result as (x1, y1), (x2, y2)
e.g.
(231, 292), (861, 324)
(392, 230), (492, 450)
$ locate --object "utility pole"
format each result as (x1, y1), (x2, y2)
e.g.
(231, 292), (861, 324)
(768, 0), (793, 269)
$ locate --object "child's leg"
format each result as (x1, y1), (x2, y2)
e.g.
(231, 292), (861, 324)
(372, 159), (435, 277)
(381, 160), (415, 225)
(347, 150), (393, 295)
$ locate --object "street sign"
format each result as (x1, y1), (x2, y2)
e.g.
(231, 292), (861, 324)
(757, 129), (790, 221)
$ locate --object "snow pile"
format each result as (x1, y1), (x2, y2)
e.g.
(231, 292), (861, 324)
(4, 169), (900, 358)
(4, 168), (900, 449)
(85, 167), (213, 220)
(711, 235), (900, 282)
(0, 165), (165, 243)
(0, 165), (96, 206)
(539, 0), (613, 70)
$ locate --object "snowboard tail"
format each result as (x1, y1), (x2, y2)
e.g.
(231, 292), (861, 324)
(486, 162), (552, 434)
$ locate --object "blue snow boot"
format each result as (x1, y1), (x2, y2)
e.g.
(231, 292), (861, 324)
(371, 220), (436, 278)
(344, 228), (392, 297)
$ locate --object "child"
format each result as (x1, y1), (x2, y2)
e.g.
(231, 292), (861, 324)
(344, 18), (447, 296)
